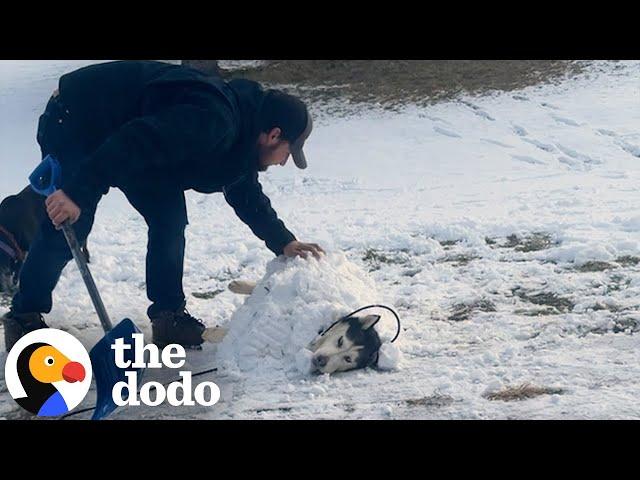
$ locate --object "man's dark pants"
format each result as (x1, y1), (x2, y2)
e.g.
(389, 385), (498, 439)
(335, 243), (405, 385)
(11, 95), (188, 319)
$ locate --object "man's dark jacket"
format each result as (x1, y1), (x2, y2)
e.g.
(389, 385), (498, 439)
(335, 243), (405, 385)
(56, 60), (296, 255)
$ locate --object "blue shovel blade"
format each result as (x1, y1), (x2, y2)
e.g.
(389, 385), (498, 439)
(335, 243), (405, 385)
(89, 318), (145, 420)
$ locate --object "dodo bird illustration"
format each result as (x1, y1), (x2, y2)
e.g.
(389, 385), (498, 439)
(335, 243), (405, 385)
(15, 342), (86, 416)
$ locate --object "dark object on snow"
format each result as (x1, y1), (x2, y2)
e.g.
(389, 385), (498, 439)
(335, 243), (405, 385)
(149, 301), (206, 349)
(2, 311), (48, 353)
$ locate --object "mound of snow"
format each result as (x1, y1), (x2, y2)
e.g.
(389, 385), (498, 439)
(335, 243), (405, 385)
(377, 343), (403, 371)
(216, 252), (400, 376)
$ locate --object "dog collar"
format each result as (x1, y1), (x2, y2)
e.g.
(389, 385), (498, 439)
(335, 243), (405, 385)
(0, 226), (25, 262)
(0, 238), (20, 262)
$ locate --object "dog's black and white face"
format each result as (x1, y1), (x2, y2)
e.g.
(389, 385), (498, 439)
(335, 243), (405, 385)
(308, 314), (382, 374)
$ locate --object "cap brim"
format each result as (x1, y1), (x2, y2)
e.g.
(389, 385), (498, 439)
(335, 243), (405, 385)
(290, 113), (312, 170)
(292, 148), (307, 169)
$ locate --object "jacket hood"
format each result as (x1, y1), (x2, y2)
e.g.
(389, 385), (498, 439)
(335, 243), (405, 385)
(226, 79), (266, 144)
(225, 78), (268, 173)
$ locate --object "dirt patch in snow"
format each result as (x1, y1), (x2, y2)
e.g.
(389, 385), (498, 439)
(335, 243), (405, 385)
(484, 383), (565, 401)
(184, 60), (589, 110)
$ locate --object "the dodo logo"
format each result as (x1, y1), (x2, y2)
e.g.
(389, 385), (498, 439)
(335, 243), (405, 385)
(5, 329), (92, 417)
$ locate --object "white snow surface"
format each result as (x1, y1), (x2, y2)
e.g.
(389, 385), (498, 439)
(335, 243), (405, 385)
(1, 60), (639, 419)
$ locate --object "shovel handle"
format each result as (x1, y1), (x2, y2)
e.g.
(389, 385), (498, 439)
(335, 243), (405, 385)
(61, 221), (114, 333)
(29, 156), (114, 334)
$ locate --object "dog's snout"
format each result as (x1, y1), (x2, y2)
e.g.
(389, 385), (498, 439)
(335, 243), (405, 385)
(313, 355), (328, 368)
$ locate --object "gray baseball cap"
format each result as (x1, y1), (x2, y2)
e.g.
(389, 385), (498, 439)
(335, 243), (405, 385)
(290, 113), (313, 169)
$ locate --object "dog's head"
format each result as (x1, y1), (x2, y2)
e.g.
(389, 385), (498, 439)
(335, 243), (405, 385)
(308, 314), (382, 374)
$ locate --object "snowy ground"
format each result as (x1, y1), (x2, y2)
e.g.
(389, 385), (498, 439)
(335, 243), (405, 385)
(1, 60), (639, 419)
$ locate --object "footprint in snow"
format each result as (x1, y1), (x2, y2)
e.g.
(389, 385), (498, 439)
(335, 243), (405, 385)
(423, 114), (452, 125)
(599, 171), (629, 179)
(460, 101), (495, 121)
(511, 155), (547, 166)
(434, 126), (462, 138)
(540, 102), (560, 110)
(594, 129), (640, 158)
(481, 138), (515, 149)
(512, 124), (528, 137)
(550, 114), (581, 127)
(596, 129), (618, 137)
(615, 139), (640, 158)
(521, 138), (556, 153)
(558, 156), (588, 171)
(555, 143), (601, 165)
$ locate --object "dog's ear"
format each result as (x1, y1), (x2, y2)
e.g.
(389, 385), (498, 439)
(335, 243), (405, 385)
(358, 314), (381, 330)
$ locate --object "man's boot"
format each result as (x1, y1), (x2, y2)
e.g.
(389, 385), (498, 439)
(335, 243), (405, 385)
(2, 310), (49, 352)
(149, 303), (206, 349)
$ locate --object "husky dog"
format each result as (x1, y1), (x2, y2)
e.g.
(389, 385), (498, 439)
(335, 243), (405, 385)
(226, 280), (382, 374)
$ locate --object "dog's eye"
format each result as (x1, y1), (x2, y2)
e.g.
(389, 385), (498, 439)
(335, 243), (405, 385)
(337, 336), (343, 348)
(344, 356), (352, 363)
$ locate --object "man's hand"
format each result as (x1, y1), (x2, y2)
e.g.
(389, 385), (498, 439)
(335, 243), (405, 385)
(45, 190), (81, 228)
(283, 241), (325, 260)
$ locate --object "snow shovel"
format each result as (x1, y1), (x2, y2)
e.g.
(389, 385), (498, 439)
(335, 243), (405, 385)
(29, 155), (144, 420)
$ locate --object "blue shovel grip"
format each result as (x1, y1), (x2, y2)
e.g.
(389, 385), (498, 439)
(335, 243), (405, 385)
(29, 154), (62, 196)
